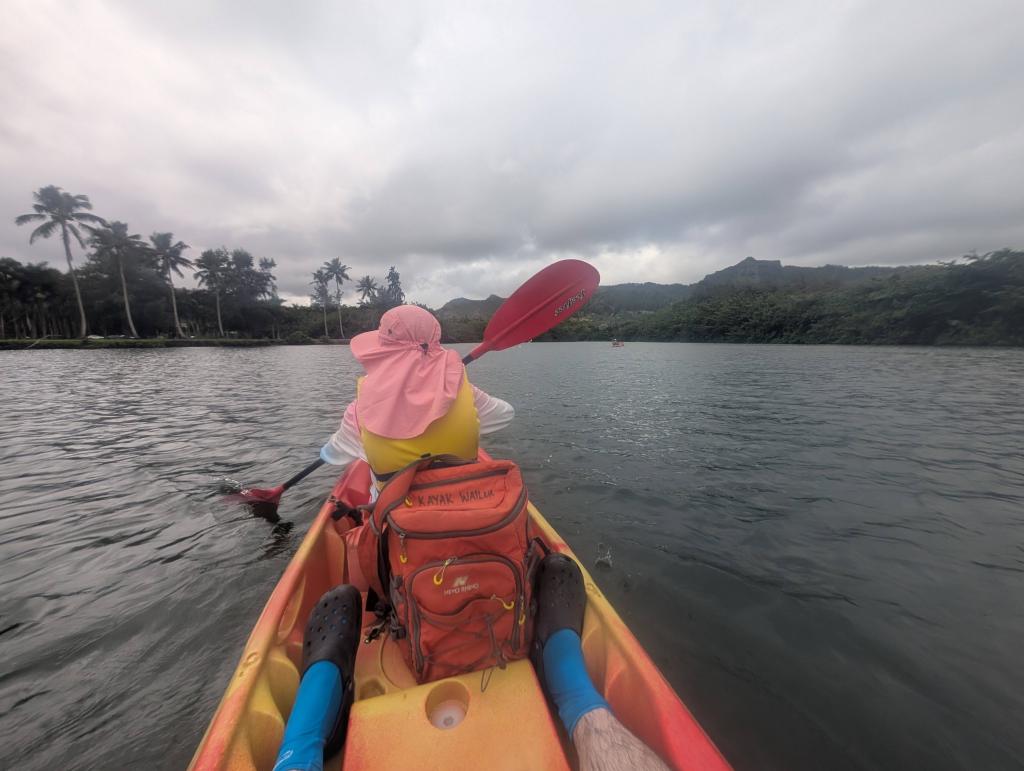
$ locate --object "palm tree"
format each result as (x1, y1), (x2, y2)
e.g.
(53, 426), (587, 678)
(385, 265), (405, 307)
(356, 275), (380, 305)
(194, 249), (229, 337)
(311, 269), (331, 337)
(15, 186), (105, 338)
(87, 222), (150, 338)
(322, 258), (351, 338)
(151, 233), (193, 338)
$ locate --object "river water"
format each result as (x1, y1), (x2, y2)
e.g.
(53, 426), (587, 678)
(1, 343), (1022, 770)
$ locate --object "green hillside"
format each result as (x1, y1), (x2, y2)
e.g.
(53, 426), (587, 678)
(532, 251), (1024, 346)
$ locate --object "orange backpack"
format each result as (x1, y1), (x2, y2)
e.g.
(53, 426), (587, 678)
(359, 457), (539, 683)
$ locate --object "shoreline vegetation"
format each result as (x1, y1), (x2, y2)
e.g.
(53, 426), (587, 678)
(5, 335), (1024, 351)
(450, 249), (1024, 348)
(6, 187), (1023, 350)
(5, 248), (1023, 349)
(0, 337), (320, 350)
(6, 186), (410, 346)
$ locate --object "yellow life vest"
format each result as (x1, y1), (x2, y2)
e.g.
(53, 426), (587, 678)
(358, 375), (479, 481)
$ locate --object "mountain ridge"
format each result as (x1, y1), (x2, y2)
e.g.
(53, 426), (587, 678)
(436, 257), (909, 317)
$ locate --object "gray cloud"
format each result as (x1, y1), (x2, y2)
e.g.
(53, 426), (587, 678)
(2, 0), (1022, 307)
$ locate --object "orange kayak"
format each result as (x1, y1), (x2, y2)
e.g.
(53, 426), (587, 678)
(189, 457), (731, 770)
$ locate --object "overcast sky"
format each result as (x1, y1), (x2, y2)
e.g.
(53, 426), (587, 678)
(2, 1), (1022, 306)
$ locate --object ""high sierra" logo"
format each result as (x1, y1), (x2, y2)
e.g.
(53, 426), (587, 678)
(443, 574), (480, 596)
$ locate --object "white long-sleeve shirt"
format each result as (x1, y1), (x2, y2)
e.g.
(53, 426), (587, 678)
(320, 386), (515, 467)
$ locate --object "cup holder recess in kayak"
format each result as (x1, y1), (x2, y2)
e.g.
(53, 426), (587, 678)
(425, 680), (470, 729)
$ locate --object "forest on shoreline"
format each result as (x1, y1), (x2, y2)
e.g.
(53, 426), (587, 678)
(539, 250), (1024, 346)
(439, 250), (1024, 347)
(3, 186), (407, 344)
(5, 249), (1022, 349)
(4, 187), (1022, 348)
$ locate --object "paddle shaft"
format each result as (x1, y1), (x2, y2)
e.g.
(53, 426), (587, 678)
(282, 458), (326, 490)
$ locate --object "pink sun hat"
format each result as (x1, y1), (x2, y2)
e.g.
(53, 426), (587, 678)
(349, 305), (465, 439)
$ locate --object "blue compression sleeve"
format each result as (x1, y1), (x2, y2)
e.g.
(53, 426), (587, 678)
(542, 628), (611, 736)
(272, 660), (344, 771)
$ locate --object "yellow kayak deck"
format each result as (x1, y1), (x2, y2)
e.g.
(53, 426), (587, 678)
(189, 461), (730, 770)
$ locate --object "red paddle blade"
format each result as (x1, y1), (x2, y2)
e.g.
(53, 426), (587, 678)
(466, 259), (600, 360)
(226, 485), (285, 521)
(227, 485), (285, 506)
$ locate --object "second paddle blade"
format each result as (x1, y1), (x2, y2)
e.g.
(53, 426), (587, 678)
(468, 259), (600, 360)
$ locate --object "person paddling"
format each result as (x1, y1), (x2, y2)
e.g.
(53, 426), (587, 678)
(318, 304), (515, 495)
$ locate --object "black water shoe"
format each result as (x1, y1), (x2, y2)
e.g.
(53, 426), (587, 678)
(302, 584), (362, 757)
(530, 554), (587, 685)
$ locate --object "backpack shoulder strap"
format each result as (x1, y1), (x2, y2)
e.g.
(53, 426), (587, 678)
(369, 455), (428, 534)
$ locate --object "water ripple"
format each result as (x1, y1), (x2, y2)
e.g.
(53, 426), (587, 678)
(1, 343), (1023, 770)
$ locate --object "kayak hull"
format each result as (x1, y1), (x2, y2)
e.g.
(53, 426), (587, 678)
(189, 458), (730, 770)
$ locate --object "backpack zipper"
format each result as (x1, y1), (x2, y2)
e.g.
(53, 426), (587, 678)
(406, 467), (510, 492)
(387, 485), (528, 542)
(378, 468), (513, 524)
